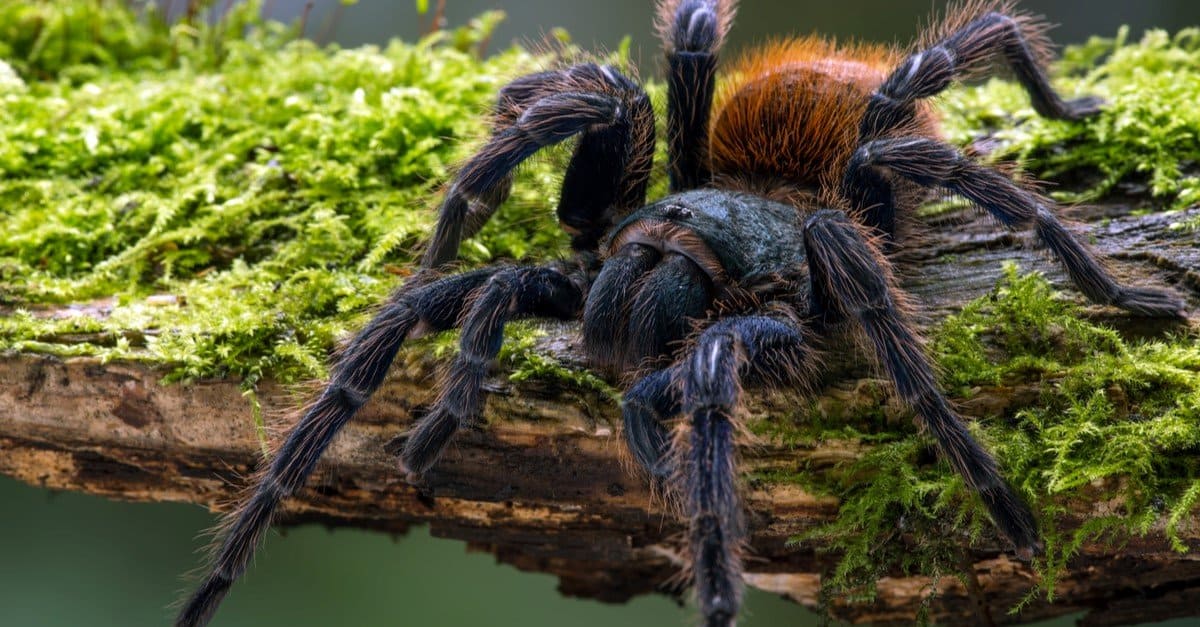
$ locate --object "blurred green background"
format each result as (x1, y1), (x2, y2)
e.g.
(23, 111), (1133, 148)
(3, 1), (1198, 626)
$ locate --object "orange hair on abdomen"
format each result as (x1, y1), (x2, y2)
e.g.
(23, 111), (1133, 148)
(709, 36), (938, 202)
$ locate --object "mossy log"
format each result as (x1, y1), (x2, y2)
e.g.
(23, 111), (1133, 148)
(2, 200), (1198, 626)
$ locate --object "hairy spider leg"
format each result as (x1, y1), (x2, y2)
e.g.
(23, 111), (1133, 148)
(803, 209), (1041, 555)
(658, 0), (736, 191)
(844, 2), (1103, 238)
(558, 68), (656, 255)
(423, 63), (654, 267)
(624, 316), (815, 627)
(859, 3), (1103, 146)
(848, 137), (1186, 317)
(177, 267), (502, 627)
(397, 265), (583, 476)
(180, 60), (655, 626)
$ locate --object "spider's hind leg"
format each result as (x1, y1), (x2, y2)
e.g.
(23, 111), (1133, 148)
(861, 4), (1102, 145)
(803, 209), (1042, 555)
(845, 136), (1186, 317)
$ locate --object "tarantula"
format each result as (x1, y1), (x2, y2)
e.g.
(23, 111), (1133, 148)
(178, 1), (1186, 625)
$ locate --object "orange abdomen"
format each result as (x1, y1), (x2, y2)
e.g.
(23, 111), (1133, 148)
(709, 37), (938, 201)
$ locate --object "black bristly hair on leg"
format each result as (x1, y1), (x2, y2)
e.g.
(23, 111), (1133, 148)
(179, 265), (583, 627)
(847, 136), (1186, 317)
(624, 253), (715, 372)
(802, 209), (1041, 555)
(557, 66), (656, 254)
(423, 63), (655, 268)
(657, 0), (737, 192)
(397, 265), (583, 478)
(843, 2), (1107, 241)
(659, 315), (813, 627)
(839, 2), (1184, 319)
(177, 267), (499, 627)
(857, 2), (1103, 146)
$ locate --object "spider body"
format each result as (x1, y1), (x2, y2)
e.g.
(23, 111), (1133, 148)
(179, 2), (1187, 626)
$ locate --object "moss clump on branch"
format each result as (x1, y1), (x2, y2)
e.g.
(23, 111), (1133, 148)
(941, 27), (1200, 216)
(0, 6), (1193, 387)
(0, 2), (581, 386)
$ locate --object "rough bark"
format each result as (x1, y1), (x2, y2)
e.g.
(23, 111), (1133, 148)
(2, 201), (1198, 625)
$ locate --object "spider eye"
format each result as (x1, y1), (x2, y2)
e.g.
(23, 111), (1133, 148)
(662, 203), (695, 220)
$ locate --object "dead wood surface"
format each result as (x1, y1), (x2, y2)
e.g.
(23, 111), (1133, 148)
(2, 201), (1199, 626)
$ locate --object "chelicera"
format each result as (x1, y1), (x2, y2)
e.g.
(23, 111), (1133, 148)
(179, 1), (1186, 625)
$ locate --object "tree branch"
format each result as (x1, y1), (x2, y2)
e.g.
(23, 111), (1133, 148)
(2, 201), (1198, 625)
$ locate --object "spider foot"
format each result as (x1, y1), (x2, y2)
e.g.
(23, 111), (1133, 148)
(979, 483), (1043, 560)
(674, 2), (719, 52)
(383, 434), (428, 485)
(662, 0), (732, 54)
(1059, 95), (1106, 121)
(391, 408), (458, 477)
(1112, 285), (1187, 318)
(703, 610), (735, 627)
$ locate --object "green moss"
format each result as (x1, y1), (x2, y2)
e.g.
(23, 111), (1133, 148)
(940, 27), (1200, 217)
(788, 265), (1200, 605)
(500, 323), (621, 402)
(0, 3), (579, 386)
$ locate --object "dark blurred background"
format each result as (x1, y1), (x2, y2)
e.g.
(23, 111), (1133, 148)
(3, 1), (1198, 626)
(272, 0), (1200, 68)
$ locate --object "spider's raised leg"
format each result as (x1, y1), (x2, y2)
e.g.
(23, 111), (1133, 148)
(860, 4), (1102, 146)
(424, 63), (654, 267)
(177, 264), (578, 626)
(624, 316), (815, 627)
(804, 209), (1041, 554)
(844, 3), (1104, 238)
(847, 136), (1186, 317)
(657, 0), (736, 191)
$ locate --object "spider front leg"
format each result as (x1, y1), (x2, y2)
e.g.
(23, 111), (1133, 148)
(177, 265), (576, 626)
(623, 366), (680, 481)
(424, 63), (653, 267)
(624, 316), (815, 627)
(397, 265), (584, 477)
(657, 0), (736, 191)
(845, 136), (1186, 317)
(804, 209), (1042, 555)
